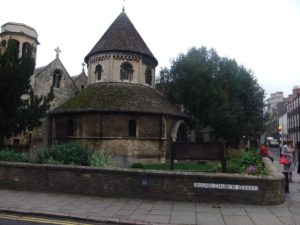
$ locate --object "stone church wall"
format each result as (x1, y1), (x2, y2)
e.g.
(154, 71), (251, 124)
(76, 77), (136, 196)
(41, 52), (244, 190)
(65, 139), (169, 167)
(52, 112), (182, 166)
(88, 52), (155, 87)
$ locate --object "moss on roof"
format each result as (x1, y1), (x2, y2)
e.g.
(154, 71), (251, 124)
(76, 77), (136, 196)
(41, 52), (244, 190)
(51, 82), (188, 118)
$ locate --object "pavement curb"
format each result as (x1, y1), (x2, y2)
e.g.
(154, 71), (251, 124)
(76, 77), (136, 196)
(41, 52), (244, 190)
(0, 209), (157, 225)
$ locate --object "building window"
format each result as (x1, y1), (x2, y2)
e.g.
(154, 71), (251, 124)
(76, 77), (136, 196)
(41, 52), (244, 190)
(22, 42), (31, 56)
(177, 124), (188, 141)
(1, 40), (6, 48)
(67, 119), (75, 136)
(120, 62), (133, 81)
(293, 116), (295, 128)
(128, 119), (137, 137)
(52, 70), (62, 88)
(8, 39), (20, 55)
(294, 100), (296, 109)
(28, 133), (32, 145)
(13, 138), (20, 145)
(95, 64), (103, 80)
(11, 39), (20, 50)
(81, 85), (85, 90)
(145, 67), (152, 86)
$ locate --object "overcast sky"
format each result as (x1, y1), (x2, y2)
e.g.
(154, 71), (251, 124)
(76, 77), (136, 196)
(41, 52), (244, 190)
(1, 0), (300, 98)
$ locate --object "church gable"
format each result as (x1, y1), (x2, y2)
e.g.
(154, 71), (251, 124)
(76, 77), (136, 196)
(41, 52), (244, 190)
(72, 72), (88, 91)
(33, 57), (79, 110)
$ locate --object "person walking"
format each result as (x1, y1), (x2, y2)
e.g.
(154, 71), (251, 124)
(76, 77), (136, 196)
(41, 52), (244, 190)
(281, 140), (295, 182)
(259, 141), (274, 162)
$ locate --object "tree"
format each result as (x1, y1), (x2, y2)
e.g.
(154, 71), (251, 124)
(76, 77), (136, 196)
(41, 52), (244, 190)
(157, 47), (264, 146)
(0, 40), (54, 146)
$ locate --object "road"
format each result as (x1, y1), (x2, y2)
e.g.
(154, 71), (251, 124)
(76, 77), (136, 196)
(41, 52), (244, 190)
(0, 213), (119, 225)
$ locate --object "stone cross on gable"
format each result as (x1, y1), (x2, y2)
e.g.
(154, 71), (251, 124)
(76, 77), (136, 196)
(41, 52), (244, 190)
(54, 47), (61, 58)
(81, 62), (85, 73)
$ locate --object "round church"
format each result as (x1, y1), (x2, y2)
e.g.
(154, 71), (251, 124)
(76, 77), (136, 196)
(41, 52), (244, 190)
(48, 10), (190, 166)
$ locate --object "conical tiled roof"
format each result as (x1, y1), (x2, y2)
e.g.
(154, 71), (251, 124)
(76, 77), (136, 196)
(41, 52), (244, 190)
(84, 11), (157, 66)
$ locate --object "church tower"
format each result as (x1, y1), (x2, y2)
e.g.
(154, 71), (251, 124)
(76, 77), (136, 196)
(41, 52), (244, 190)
(84, 11), (157, 87)
(0, 22), (39, 60)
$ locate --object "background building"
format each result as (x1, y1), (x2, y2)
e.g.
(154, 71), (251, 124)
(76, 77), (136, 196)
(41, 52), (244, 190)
(287, 86), (300, 144)
(0, 22), (39, 59)
(265, 92), (287, 139)
(0, 22), (87, 152)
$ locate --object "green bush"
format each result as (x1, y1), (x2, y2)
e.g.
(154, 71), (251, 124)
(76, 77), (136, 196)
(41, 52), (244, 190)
(38, 143), (91, 166)
(0, 148), (27, 162)
(226, 149), (269, 175)
(90, 151), (111, 167)
(241, 151), (261, 165)
(130, 162), (145, 169)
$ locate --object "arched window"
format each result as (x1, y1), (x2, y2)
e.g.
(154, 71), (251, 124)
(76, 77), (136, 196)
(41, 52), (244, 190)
(1, 40), (6, 48)
(145, 67), (152, 86)
(10, 39), (20, 53)
(177, 124), (188, 141)
(95, 64), (103, 80)
(22, 42), (31, 56)
(120, 62), (133, 81)
(52, 69), (62, 88)
(67, 119), (75, 136)
(128, 119), (137, 137)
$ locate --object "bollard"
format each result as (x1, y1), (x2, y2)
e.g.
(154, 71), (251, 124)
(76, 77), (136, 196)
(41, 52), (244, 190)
(282, 172), (289, 193)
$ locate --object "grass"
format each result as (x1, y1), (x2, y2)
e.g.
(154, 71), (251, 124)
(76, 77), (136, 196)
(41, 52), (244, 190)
(132, 162), (218, 172)
(131, 149), (269, 176)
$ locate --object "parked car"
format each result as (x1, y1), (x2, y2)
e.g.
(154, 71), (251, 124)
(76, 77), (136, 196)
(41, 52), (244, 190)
(269, 139), (279, 147)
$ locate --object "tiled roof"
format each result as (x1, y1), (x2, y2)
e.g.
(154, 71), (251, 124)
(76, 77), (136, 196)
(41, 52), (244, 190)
(84, 12), (157, 66)
(51, 82), (188, 118)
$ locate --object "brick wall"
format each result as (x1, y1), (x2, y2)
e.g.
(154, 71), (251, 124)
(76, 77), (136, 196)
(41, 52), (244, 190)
(0, 160), (284, 205)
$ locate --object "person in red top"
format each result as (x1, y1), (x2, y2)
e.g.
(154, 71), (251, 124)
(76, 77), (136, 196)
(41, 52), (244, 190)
(259, 141), (274, 162)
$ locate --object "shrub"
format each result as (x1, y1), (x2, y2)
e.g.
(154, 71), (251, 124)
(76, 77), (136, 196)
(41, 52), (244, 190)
(241, 151), (261, 165)
(90, 151), (111, 167)
(0, 148), (27, 162)
(130, 162), (145, 169)
(226, 149), (269, 175)
(38, 143), (91, 166)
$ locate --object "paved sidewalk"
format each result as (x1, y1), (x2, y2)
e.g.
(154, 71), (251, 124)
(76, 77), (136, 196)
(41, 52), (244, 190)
(0, 149), (300, 225)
